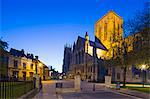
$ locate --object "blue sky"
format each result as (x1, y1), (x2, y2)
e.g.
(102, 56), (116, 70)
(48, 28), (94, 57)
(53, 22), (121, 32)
(1, 0), (147, 72)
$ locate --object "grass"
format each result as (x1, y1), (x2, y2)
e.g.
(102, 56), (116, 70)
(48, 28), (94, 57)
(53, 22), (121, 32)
(0, 81), (34, 99)
(121, 86), (150, 93)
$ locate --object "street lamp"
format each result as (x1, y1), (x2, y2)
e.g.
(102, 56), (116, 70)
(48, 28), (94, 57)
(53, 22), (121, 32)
(141, 65), (146, 70)
(39, 63), (42, 67)
(140, 64), (146, 87)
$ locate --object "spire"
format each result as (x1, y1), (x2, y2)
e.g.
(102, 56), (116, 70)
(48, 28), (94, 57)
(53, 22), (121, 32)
(85, 31), (88, 36)
(85, 32), (89, 41)
(73, 41), (76, 52)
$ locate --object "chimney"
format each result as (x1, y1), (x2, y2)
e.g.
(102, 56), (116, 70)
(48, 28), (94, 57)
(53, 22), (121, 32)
(27, 53), (30, 58)
(31, 54), (34, 59)
(21, 49), (24, 54)
(35, 56), (38, 60)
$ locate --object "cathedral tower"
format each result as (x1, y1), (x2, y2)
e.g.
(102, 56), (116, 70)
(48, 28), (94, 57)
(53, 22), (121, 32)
(95, 10), (123, 59)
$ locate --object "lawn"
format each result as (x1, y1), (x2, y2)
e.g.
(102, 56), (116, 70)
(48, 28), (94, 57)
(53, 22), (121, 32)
(121, 86), (150, 93)
(0, 81), (34, 99)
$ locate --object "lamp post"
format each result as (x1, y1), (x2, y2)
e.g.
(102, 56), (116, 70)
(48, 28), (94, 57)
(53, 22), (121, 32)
(122, 39), (127, 87)
(141, 64), (146, 87)
(92, 42), (97, 91)
(85, 41), (88, 80)
(93, 42), (97, 82)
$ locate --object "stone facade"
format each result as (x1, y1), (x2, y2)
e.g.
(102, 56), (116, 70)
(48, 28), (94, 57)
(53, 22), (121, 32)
(68, 32), (107, 82)
(95, 10), (123, 60)
(8, 48), (48, 80)
(43, 66), (50, 80)
(62, 45), (72, 74)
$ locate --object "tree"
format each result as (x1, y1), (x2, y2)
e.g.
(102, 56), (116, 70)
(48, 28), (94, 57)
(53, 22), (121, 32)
(122, 40), (128, 87)
(0, 39), (8, 50)
(122, 2), (150, 86)
(124, 2), (150, 36)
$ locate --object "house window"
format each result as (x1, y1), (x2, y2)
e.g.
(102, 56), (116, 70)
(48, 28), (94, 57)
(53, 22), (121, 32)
(22, 72), (26, 80)
(117, 73), (120, 80)
(14, 60), (18, 68)
(30, 64), (33, 69)
(29, 72), (34, 77)
(23, 63), (26, 69)
(13, 71), (19, 78)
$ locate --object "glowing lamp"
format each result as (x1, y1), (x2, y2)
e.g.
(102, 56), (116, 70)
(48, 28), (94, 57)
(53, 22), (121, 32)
(39, 63), (43, 67)
(141, 65), (146, 70)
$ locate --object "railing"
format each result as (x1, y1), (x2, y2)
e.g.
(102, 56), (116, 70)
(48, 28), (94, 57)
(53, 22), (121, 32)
(0, 78), (35, 99)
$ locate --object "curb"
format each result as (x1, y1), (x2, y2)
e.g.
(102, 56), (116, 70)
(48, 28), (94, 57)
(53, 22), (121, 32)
(110, 88), (150, 99)
(117, 90), (149, 99)
(18, 88), (38, 99)
(117, 91), (144, 99)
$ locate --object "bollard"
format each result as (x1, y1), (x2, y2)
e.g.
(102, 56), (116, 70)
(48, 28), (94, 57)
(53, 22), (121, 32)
(93, 84), (95, 91)
(56, 83), (62, 88)
(116, 82), (120, 90)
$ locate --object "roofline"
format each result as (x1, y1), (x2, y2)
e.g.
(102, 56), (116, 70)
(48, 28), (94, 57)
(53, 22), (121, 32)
(77, 36), (108, 51)
(95, 10), (123, 24)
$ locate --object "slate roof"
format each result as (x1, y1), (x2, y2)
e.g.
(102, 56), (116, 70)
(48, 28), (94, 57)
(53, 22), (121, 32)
(10, 48), (26, 57)
(77, 36), (107, 51)
(10, 48), (34, 59)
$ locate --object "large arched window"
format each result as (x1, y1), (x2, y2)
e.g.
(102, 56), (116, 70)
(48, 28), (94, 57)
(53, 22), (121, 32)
(104, 22), (107, 40)
(79, 52), (81, 64)
(113, 21), (115, 33)
(99, 25), (102, 35)
(82, 50), (84, 63)
(75, 54), (77, 64)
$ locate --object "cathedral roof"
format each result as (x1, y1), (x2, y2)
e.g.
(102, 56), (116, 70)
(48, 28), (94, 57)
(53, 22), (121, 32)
(77, 36), (107, 51)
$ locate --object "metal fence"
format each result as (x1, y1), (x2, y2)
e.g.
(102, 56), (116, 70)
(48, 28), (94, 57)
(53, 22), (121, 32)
(0, 78), (35, 99)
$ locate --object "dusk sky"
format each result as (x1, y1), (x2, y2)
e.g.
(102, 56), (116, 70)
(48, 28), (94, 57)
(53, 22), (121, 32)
(1, 0), (147, 72)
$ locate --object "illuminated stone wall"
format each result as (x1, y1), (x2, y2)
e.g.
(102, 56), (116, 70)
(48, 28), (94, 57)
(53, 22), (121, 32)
(95, 10), (123, 59)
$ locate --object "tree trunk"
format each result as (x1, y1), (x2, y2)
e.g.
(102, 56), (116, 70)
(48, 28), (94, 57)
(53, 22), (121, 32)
(123, 66), (127, 87)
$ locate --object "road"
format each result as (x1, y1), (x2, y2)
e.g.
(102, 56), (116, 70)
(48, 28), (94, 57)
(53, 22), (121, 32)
(33, 80), (57, 99)
(33, 80), (141, 99)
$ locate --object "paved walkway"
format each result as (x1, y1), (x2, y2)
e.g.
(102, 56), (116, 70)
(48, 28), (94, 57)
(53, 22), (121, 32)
(59, 91), (139, 99)
(32, 80), (148, 99)
(57, 81), (140, 99)
(33, 81), (57, 99)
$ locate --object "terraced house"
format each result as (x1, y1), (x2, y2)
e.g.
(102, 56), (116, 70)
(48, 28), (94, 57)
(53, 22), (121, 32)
(8, 48), (48, 80)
